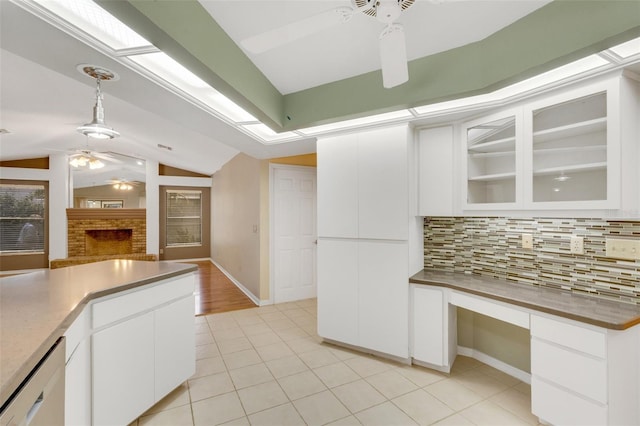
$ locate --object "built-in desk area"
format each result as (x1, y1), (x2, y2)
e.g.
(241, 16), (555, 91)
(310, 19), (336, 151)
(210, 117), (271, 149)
(410, 270), (640, 426)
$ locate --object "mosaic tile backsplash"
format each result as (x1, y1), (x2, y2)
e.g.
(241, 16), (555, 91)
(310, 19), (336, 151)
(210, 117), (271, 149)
(424, 217), (640, 304)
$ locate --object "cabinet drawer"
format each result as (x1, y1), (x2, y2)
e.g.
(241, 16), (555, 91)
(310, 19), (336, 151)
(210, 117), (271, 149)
(92, 274), (194, 329)
(532, 338), (607, 403)
(450, 291), (529, 329)
(532, 376), (607, 426)
(531, 315), (606, 358)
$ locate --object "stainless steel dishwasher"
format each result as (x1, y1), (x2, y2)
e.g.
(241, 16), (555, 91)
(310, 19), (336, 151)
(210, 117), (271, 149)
(0, 338), (65, 426)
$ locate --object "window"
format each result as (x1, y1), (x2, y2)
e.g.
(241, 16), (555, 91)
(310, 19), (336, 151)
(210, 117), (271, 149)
(166, 190), (202, 247)
(0, 182), (46, 254)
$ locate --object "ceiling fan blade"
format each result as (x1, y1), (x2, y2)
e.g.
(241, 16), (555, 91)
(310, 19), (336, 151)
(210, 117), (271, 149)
(379, 24), (408, 89)
(241, 6), (354, 54)
(93, 152), (123, 163)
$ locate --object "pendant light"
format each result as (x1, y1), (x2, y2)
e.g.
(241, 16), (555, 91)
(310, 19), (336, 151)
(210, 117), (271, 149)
(76, 65), (120, 139)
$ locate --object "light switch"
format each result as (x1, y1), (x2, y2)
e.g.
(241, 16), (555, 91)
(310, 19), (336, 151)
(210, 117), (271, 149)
(606, 238), (640, 260)
(522, 234), (533, 249)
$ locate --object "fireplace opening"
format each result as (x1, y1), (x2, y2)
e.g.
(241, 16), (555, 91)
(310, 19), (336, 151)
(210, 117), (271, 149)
(85, 229), (133, 256)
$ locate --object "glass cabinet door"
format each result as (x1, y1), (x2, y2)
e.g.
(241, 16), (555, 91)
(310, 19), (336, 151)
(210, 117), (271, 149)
(531, 92), (607, 203)
(466, 115), (517, 205)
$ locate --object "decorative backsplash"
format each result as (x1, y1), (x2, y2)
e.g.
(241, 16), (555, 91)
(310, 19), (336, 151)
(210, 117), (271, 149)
(424, 217), (640, 304)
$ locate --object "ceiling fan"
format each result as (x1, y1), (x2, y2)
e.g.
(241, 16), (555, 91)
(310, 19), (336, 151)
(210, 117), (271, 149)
(106, 178), (141, 191)
(46, 145), (121, 169)
(68, 150), (114, 169)
(241, 0), (417, 89)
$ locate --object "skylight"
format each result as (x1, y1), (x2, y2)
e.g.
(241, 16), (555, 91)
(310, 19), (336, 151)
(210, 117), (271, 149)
(127, 52), (257, 122)
(32, 0), (151, 50)
(298, 110), (414, 136)
(412, 54), (611, 116)
(242, 124), (301, 143)
(608, 37), (640, 59)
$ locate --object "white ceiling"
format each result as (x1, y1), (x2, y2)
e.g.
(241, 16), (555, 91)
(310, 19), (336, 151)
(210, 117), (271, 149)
(1, 0), (637, 181)
(203, 0), (552, 94)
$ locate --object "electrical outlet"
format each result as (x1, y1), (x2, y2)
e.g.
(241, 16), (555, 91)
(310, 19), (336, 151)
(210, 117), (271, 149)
(522, 234), (533, 249)
(570, 236), (584, 254)
(606, 238), (640, 260)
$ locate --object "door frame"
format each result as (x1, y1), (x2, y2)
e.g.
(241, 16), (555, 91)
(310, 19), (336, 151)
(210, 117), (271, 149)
(269, 164), (317, 304)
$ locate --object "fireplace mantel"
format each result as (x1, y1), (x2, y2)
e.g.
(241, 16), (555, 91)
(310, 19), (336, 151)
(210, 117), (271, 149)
(66, 208), (146, 220)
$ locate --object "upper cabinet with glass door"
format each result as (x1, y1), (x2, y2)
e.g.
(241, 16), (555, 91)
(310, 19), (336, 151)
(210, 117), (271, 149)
(464, 110), (521, 209)
(524, 79), (619, 210)
(461, 75), (635, 214)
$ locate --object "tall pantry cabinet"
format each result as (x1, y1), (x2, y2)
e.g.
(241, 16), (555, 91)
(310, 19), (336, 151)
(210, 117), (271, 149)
(317, 124), (421, 359)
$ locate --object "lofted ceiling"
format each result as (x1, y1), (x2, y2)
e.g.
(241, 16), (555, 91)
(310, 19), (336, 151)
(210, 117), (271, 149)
(201, 0), (552, 95)
(1, 0), (639, 178)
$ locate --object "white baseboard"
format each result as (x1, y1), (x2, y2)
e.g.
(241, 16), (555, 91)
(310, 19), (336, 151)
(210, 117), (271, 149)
(457, 346), (531, 384)
(165, 257), (210, 263)
(209, 259), (261, 307)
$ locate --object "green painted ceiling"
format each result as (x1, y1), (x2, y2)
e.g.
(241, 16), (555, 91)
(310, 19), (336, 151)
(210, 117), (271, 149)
(97, 0), (640, 132)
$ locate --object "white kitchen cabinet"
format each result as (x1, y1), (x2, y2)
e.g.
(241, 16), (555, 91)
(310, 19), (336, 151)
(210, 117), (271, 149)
(317, 239), (359, 346)
(358, 241), (408, 357)
(410, 285), (456, 371)
(317, 124), (409, 240)
(318, 240), (409, 358)
(155, 295), (196, 399)
(317, 124), (416, 359)
(418, 126), (454, 216)
(92, 312), (155, 426)
(64, 308), (91, 426)
(463, 109), (522, 209)
(530, 314), (640, 426)
(64, 338), (90, 426)
(358, 126), (409, 240)
(317, 133), (358, 238)
(459, 73), (639, 215)
(523, 83), (617, 209)
(83, 274), (195, 426)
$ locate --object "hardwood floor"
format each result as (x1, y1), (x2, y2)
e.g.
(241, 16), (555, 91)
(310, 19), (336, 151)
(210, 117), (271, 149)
(186, 260), (257, 316)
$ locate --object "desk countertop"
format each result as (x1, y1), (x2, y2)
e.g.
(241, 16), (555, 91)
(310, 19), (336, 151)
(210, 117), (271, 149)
(0, 260), (197, 408)
(410, 269), (640, 330)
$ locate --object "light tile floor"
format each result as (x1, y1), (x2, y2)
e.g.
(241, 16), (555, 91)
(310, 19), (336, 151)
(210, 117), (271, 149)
(132, 299), (540, 426)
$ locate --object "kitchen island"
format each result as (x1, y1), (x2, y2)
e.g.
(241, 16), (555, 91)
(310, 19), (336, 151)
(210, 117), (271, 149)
(0, 260), (197, 424)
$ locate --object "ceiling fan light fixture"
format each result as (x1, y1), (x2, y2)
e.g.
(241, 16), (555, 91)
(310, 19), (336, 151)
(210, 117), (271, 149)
(113, 182), (133, 190)
(89, 158), (105, 169)
(76, 65), (120, 139)
(69, 156), (88, 168)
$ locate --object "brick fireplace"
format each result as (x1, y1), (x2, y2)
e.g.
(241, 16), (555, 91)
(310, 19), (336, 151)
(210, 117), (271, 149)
(66, 209), (147, 257)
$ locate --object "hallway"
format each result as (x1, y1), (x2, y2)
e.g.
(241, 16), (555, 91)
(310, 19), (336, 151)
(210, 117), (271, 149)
(187, 261), (257, 316)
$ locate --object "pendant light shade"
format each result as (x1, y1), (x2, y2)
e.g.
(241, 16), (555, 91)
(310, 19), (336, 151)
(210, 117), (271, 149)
(76, 65), (120, 139)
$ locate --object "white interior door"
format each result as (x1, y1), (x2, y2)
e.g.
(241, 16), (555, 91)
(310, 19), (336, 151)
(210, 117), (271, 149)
(272, 165), (317, 303)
